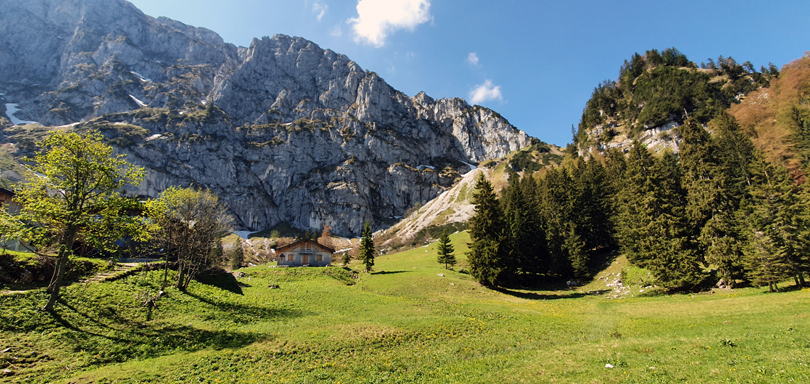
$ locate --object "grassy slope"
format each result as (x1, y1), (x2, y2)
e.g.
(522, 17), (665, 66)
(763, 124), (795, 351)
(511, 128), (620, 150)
(1, 231), (808, 383)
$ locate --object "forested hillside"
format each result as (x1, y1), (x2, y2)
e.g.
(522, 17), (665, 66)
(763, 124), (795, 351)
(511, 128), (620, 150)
(466, 50), (810, 292)
(729, 53), (810, 181)
(575, 48), (777, 154)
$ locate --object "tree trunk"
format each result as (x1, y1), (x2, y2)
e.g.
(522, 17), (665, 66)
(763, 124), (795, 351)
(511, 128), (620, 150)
(795, 275), (801, 287)
(800, 274), (806, 287)
(161, 255), (169, 291)
(43, 225), (77, 312)
(175, 264), (186, 291)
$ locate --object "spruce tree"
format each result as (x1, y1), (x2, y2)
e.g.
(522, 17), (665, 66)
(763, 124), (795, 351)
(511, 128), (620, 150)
(565, 223), (589, 280)
(518, 172), (548, 275)
(538, 168), (574, 276)
(646, 153), (703, 289)
(615, 142), (657, 265)
(436, 229), (456, 269)
(467, 173), (507, 286)
(359, 220), (375, 272)
(743, 158), (800, 291)
(702, 114), (758, 285)
(501, 173), (530, 281)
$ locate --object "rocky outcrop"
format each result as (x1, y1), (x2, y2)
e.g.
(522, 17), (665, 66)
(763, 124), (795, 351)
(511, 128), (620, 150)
(0, 0), (530, 236)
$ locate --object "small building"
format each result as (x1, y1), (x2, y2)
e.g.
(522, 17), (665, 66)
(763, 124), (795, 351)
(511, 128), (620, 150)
(275, 239), (334, 267)
(0, 187), (26, 252)
(0, 187), (22, 215)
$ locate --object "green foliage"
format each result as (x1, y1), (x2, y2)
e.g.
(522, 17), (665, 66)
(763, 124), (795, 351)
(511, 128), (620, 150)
(359, 220), (375, 272)
(467, 173), (508, 286)
(0, 233), (808, 383)
(577, 48), (774, 150)
(12, 131), (146, 311)
(146, 187), (232, 291)
(741, 158), (804, 291)
(508, 150), (542, 172)
(436, 229), (456, 269)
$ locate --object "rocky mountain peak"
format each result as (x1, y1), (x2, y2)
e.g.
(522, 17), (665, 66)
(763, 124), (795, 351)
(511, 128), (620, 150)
(0, 0), (531, 236)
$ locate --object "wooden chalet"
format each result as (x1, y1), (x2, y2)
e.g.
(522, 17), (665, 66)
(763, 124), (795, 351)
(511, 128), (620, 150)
(0, 187), (22, 215)
(275, 239), (334, 267)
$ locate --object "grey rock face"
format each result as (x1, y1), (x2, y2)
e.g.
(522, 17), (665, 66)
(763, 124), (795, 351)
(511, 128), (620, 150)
(0, 0), (530, 236)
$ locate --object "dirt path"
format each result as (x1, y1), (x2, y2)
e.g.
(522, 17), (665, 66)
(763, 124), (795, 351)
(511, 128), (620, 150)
(0, 263), (143, 296)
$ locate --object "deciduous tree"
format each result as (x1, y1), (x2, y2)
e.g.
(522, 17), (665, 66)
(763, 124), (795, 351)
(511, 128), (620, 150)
(12, 131), (146, 311)
(146, 187), (232, 291)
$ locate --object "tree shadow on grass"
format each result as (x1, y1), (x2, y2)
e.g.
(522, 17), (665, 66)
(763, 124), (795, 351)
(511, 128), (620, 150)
(184, 290), (310, 324)
(493, 286), (590, 300)
(46, 297), (273, 368)
(371, 270), (409, 275)
(195, 268), (244, 295)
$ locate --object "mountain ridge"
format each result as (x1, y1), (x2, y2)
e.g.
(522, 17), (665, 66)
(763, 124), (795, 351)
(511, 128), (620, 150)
(0, 0), (531, 236)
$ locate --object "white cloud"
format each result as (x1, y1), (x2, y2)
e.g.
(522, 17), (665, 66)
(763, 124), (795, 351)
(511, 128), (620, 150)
(313, 1), (328, 21)
(467, 52), (479, 66)
(469, 80), (503, 104)
(331, 24), (343, 37)
(348, 0), (431, 47)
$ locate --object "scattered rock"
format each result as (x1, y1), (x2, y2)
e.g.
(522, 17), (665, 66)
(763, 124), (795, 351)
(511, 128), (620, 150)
(605, 364), (614, 368)
(566, 280), (581, 287)
(232, 271), (246, 278)
(437, 274), (445, 277)
(268, 284), (280, 289)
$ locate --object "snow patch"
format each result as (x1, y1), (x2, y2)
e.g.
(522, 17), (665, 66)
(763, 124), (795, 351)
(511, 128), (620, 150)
(460, 161), (478, 176)
(53, 122), (80, 129)
(336, 248), (352, 253)
(232, 231), (257, 239)
(130, 71), (152, 83)
(4, 103), (40, 126)
(146, 134), (163, 141)
(129, 95), (147, 107)
(416, 165), (435, 170)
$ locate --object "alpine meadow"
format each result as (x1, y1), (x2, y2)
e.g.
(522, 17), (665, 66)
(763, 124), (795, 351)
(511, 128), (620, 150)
(1, 0), (809, 383)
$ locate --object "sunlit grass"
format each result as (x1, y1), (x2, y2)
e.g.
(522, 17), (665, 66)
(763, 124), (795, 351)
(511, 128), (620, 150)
(1, 231), (808, 383)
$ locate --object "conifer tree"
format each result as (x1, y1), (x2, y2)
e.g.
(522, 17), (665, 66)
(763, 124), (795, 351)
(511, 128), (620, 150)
(577, 156), (614, 254)
(615, 142), (657, 265)
(436, 229), (456, 269)
(359, 220), (375, 272)
(743, 158), (800, 291)
(616, 143), (703, 289)
(501, 173), (531, 280)
(538, 168), (574, 276)
(467, 173), (507, 286)
(518, 172), (548, 274)
(645, 153), (704, 289)
(565, 223), (589, 280)
(702, 114), (758, 285)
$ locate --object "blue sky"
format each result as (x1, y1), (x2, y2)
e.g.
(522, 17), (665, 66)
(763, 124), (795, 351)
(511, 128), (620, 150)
(128, 0), (810, 146)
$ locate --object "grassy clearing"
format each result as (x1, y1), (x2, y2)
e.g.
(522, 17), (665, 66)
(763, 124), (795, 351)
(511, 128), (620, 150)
(1, 231), (808, 383)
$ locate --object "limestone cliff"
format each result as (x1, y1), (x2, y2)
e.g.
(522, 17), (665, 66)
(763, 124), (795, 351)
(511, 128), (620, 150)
(0, 0), (530, 236)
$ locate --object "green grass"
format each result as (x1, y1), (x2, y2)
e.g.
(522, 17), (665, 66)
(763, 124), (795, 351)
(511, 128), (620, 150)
(1, 231), (808, 383)
(0, 251), (112, 291)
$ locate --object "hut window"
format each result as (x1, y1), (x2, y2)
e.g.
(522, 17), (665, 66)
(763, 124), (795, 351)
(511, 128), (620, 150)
(317, 254), (323, 262)
(279, 254), (285, 261)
